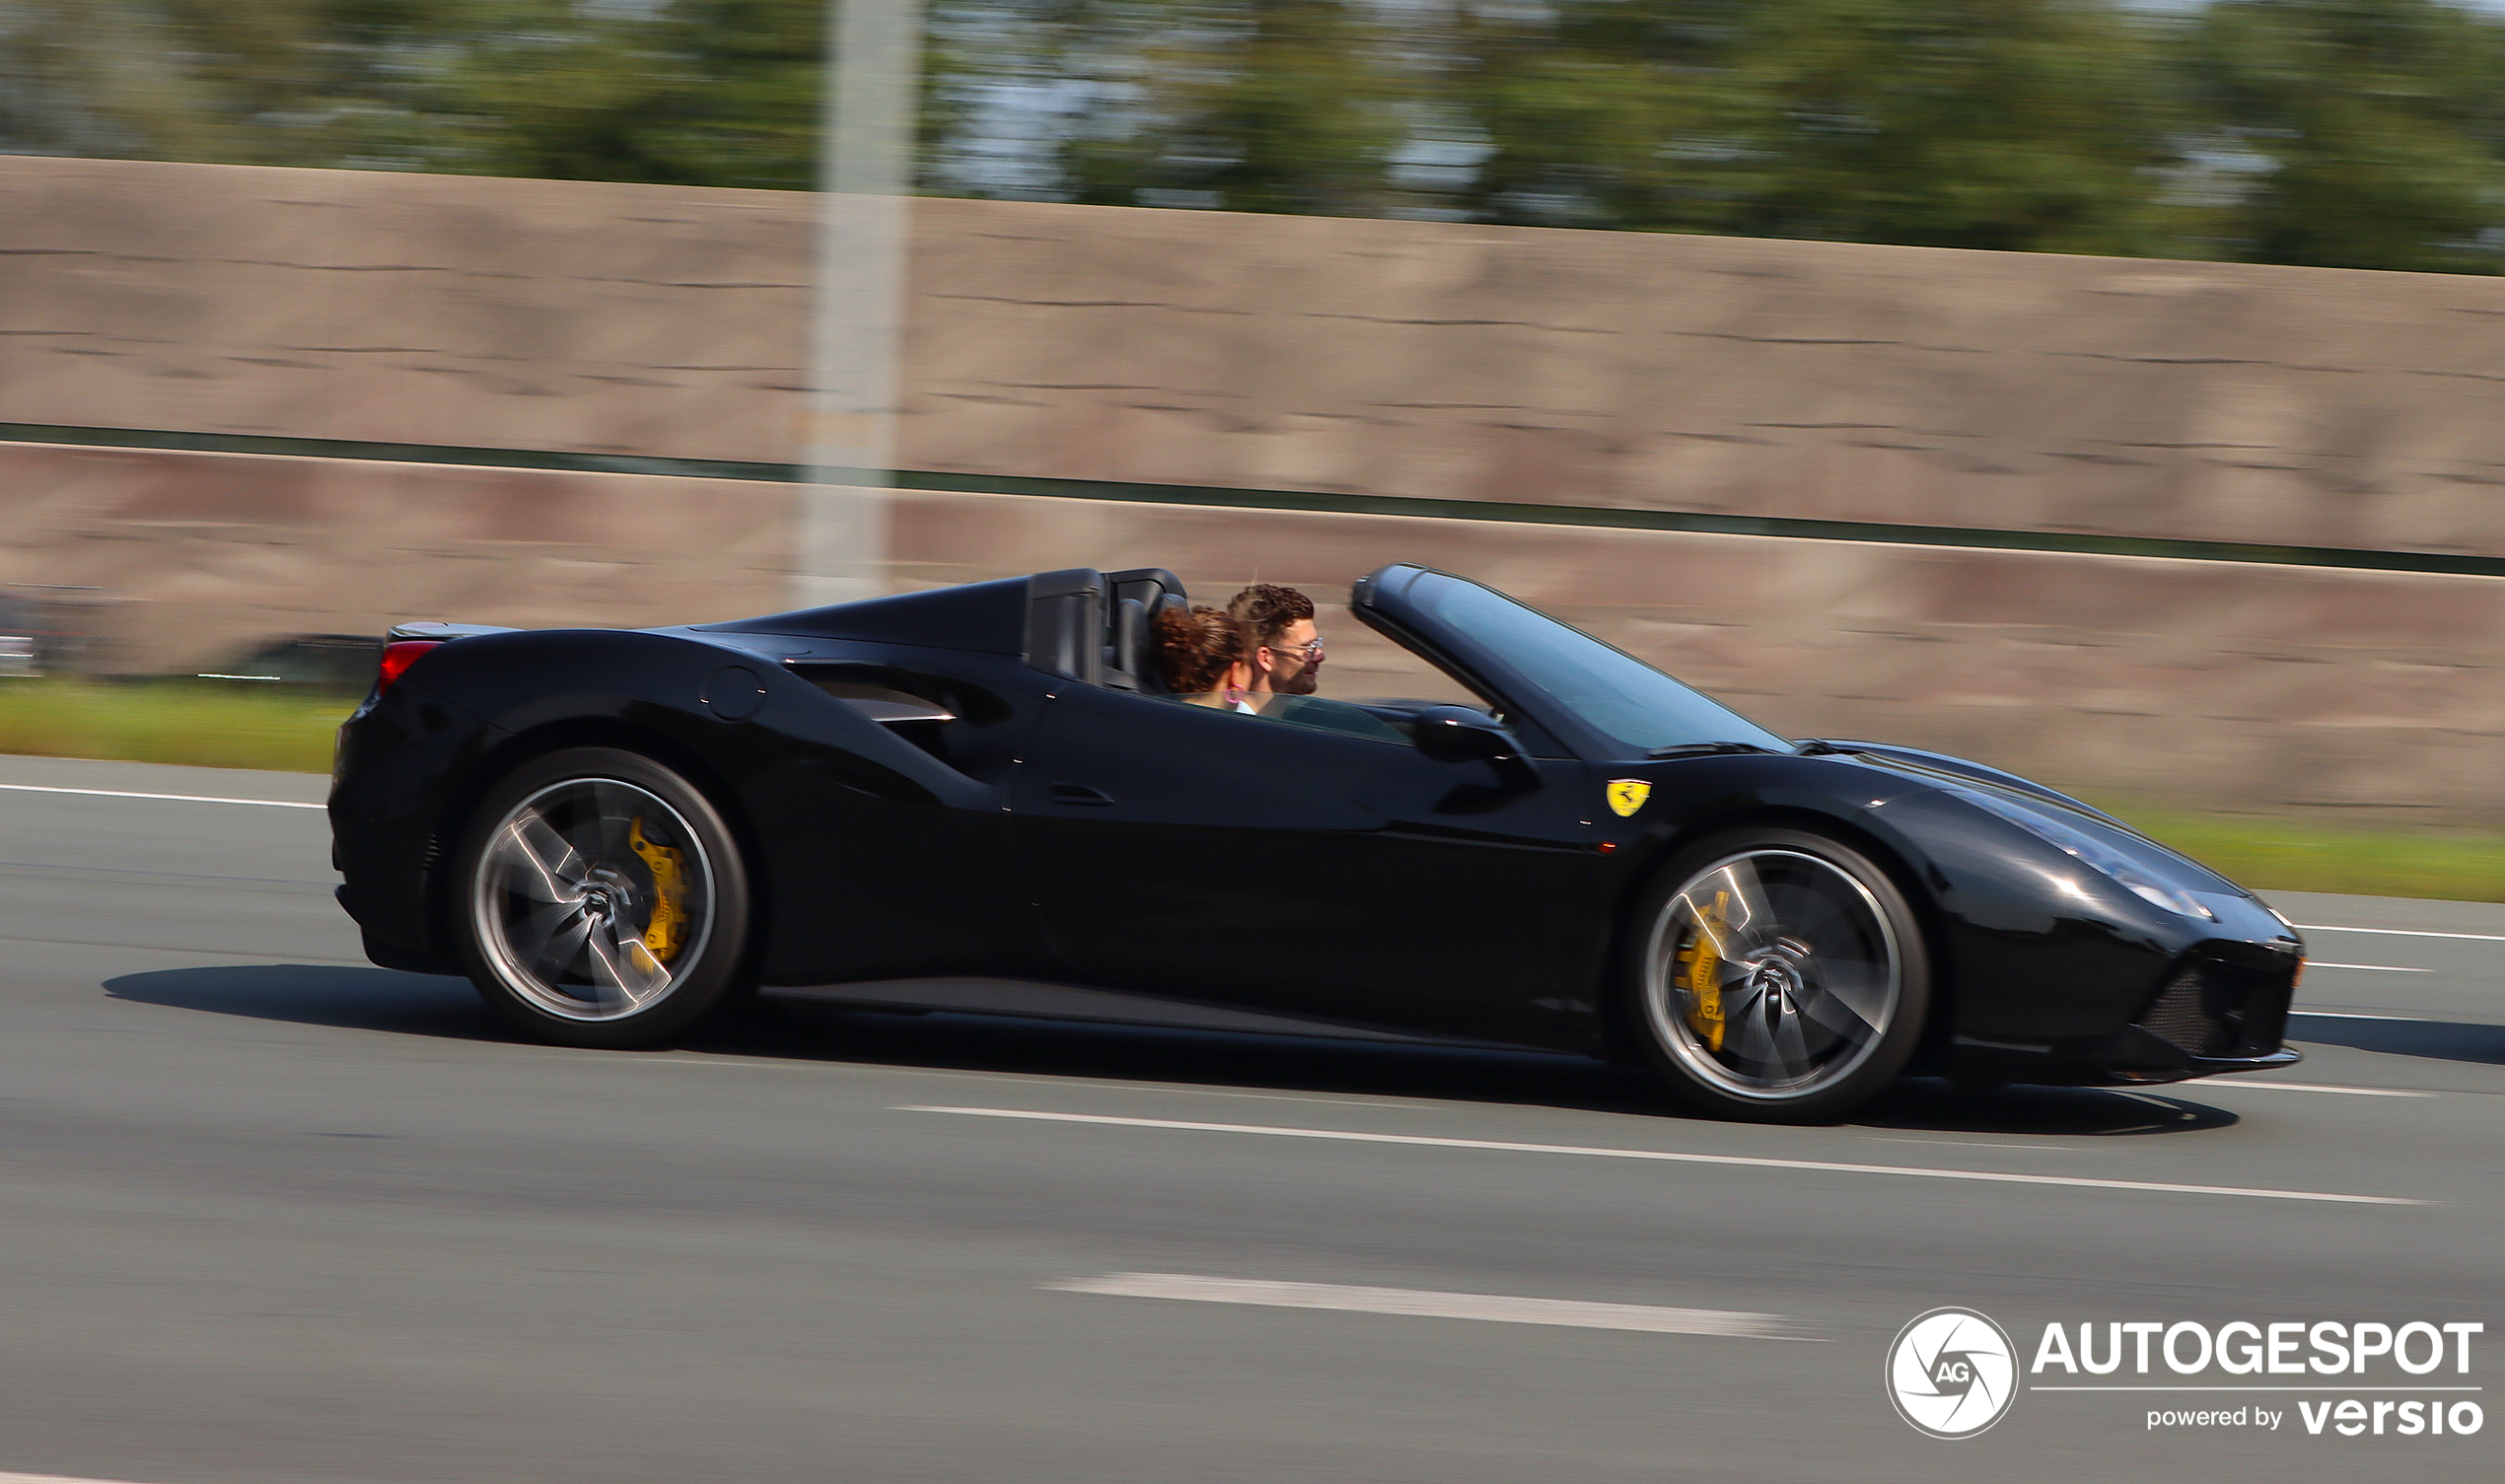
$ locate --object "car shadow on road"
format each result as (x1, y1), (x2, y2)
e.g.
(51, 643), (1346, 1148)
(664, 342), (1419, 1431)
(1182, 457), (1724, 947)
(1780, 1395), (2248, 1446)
(1849, 1080), (2237, 1137)
(2288, 1012), (2505, 1066)
(105, 962), (519, 1041)
(739, 999), (2238, 1137)
(104, 963), (2235, 1138)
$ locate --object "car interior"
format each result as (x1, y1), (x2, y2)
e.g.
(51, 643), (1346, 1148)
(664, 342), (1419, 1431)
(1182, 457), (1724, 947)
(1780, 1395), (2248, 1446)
(1101, 567), (1189, 694)
(1026, 567), (1508, 742)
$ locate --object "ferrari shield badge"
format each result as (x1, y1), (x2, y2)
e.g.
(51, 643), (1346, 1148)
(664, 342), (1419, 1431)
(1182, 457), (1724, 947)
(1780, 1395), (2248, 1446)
(1605, 779), (1651, 817)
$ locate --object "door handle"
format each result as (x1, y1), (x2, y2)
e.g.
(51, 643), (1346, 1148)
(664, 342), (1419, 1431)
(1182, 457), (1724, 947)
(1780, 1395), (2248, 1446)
(1047, 782), (1115, 807)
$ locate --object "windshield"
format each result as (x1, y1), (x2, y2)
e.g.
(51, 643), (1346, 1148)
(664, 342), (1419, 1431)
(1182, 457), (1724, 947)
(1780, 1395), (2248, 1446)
(1409, 573), (1792, 757)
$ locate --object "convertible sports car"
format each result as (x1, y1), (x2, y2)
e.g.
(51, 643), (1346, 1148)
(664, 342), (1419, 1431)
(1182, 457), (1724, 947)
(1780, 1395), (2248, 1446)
(329, 563), (2303, 1121)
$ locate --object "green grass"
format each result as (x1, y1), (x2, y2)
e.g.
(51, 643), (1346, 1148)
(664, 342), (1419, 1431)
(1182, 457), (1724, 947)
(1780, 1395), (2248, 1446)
(3, 679), (2499, 901)
(2095, 801), (2505, 905)
(0, 678), (352, 775)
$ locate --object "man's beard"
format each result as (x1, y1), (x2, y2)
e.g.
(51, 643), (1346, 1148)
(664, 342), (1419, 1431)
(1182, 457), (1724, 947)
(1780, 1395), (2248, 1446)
(1278, 663), (1320, 696)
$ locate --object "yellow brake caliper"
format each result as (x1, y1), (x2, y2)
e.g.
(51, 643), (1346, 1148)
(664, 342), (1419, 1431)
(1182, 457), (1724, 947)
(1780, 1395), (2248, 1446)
(1678, 889), (1728, 1052)
(627, 816), (687, 972)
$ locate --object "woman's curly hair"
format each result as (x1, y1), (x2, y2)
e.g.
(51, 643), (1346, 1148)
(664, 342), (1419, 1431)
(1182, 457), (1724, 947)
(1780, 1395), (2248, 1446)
(1154, 604), (1244, 694)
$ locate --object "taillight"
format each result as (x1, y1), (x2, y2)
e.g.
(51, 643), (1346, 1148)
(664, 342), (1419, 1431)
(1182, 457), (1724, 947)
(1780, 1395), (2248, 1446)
(376, 640), (441, 695)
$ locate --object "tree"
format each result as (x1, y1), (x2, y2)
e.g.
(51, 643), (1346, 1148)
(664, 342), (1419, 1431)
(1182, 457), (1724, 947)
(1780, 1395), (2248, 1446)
(930, 0), (1417, 215)
(1448, 0), (2190, 256)
(2186, 0), (2505, 273)
(8, 0), (2505, 275)
(0, 1), (822, 187)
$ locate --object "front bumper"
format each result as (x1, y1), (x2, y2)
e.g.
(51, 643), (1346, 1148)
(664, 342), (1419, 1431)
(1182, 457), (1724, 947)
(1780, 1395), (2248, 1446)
(1948, 947), (2303, 1089)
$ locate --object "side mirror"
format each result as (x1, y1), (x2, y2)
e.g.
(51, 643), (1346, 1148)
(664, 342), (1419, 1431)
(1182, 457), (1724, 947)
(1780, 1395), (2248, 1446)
(1411, 705), (1518, 764)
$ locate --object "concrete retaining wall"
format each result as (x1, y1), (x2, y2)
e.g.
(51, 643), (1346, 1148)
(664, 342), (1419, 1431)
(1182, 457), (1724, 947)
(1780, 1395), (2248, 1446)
(0, 158), (806, 461)
(905, 205), (2505, 558)
(0, 442), (790, 668)
(9, 155), (2505, 553)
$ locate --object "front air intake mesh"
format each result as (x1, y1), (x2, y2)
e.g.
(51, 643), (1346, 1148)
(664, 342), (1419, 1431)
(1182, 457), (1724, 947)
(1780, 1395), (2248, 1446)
(2138, 967), (2231, 1055)
(2134, 956), (2293, 1058)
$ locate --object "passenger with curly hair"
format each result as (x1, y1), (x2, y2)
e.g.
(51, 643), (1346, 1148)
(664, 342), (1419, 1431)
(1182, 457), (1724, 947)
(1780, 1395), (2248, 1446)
(1152, 604), (1252, 709)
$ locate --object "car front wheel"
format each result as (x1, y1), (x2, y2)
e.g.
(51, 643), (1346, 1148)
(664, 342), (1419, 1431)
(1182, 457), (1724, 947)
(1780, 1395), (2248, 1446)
(1625, 827), (1929, 1123)
(452, 746), (751, 1048)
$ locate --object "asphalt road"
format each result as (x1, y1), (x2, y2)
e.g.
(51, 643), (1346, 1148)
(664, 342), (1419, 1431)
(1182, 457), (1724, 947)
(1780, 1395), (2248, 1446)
(1, 753), (2498, 1484)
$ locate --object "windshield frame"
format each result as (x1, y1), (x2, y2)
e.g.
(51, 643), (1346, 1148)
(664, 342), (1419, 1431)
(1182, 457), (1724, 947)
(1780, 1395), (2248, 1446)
(1349, 564), (1794, 762)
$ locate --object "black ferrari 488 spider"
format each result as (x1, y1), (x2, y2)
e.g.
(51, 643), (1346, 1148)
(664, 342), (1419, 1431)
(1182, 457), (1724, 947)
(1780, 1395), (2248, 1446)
(329, 563), (2303, 1121)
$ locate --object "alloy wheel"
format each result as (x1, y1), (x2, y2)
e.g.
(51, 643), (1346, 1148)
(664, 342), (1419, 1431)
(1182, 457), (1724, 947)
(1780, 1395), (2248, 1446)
(469, 777), (716, 1023)
(1641, 848), (1902, 1103)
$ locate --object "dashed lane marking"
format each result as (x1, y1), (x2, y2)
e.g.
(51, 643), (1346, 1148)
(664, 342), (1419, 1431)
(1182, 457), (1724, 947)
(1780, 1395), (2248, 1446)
(2218, 1081), (2435, 1097)
(1045, 1273), (1805, 1338)
(2294, 1010), (2427, 1022)
(2300, 923), (2505, 944)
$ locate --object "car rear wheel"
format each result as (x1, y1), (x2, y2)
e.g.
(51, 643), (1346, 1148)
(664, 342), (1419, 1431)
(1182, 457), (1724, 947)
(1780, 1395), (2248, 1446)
(452, 747), (751, 1048)
(1625, 827), (1929, 1123)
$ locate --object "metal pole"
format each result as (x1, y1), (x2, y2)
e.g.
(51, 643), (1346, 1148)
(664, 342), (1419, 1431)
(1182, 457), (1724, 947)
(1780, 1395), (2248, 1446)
(799, 0), (925, 607)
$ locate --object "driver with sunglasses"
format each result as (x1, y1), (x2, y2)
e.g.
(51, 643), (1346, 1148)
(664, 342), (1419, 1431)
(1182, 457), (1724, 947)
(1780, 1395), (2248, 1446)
(1227, 583), (1325, 699)
(1219, 583), (1407, 742)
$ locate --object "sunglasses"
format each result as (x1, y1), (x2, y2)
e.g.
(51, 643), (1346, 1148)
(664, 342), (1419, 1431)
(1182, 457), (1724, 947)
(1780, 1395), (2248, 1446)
(1266, 637), (1324, 663)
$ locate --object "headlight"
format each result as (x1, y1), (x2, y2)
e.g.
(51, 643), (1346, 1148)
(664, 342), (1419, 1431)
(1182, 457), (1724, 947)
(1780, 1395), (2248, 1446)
(1954, 789), (2215, 921)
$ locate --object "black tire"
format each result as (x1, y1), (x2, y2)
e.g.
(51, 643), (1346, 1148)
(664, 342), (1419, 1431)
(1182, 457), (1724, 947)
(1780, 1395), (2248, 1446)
(1618, 826), (1930, 1123)
(450, 746), (752, 1049)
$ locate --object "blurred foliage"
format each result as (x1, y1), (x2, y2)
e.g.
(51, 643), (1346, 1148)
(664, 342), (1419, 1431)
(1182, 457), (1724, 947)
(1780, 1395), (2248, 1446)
(957, 0), (1419, 215)
(2186, 0), (2505, 272)
(1449, 0), (2185, 253)
(6, 0), (2505, 271)
(0, 1), (827, 186)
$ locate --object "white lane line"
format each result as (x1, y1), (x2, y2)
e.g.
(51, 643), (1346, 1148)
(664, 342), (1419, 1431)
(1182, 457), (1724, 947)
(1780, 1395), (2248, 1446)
(2292, 1009), (2422, 1022)
(0, 1474), (170, 1484)
(0, 783), (323, 810)
(1875, 1138), (2075, 1152)
(2300, 923), (2505, 943)
(1045, 1273), (1802, 1339)
(2218, 1081), (2435, 1098)
(2309, 961), (2431, 973)
(900, 1106), (2426, 1205)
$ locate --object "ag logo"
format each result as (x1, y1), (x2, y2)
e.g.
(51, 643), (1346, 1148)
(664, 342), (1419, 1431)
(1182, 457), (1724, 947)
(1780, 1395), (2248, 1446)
(1605, 779), (1651, 817)
(1886, 1307), (2018, 1439)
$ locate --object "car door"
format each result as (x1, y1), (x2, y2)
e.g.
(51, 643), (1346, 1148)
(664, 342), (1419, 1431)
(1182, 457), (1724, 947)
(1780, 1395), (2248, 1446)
(1009, 683), (1594, 1043)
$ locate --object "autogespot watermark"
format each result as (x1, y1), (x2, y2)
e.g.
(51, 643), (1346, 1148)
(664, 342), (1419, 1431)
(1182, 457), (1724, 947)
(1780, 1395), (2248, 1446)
(1887, 1308), (2020, 1439)
(1888, 1310), (2486, 1442)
